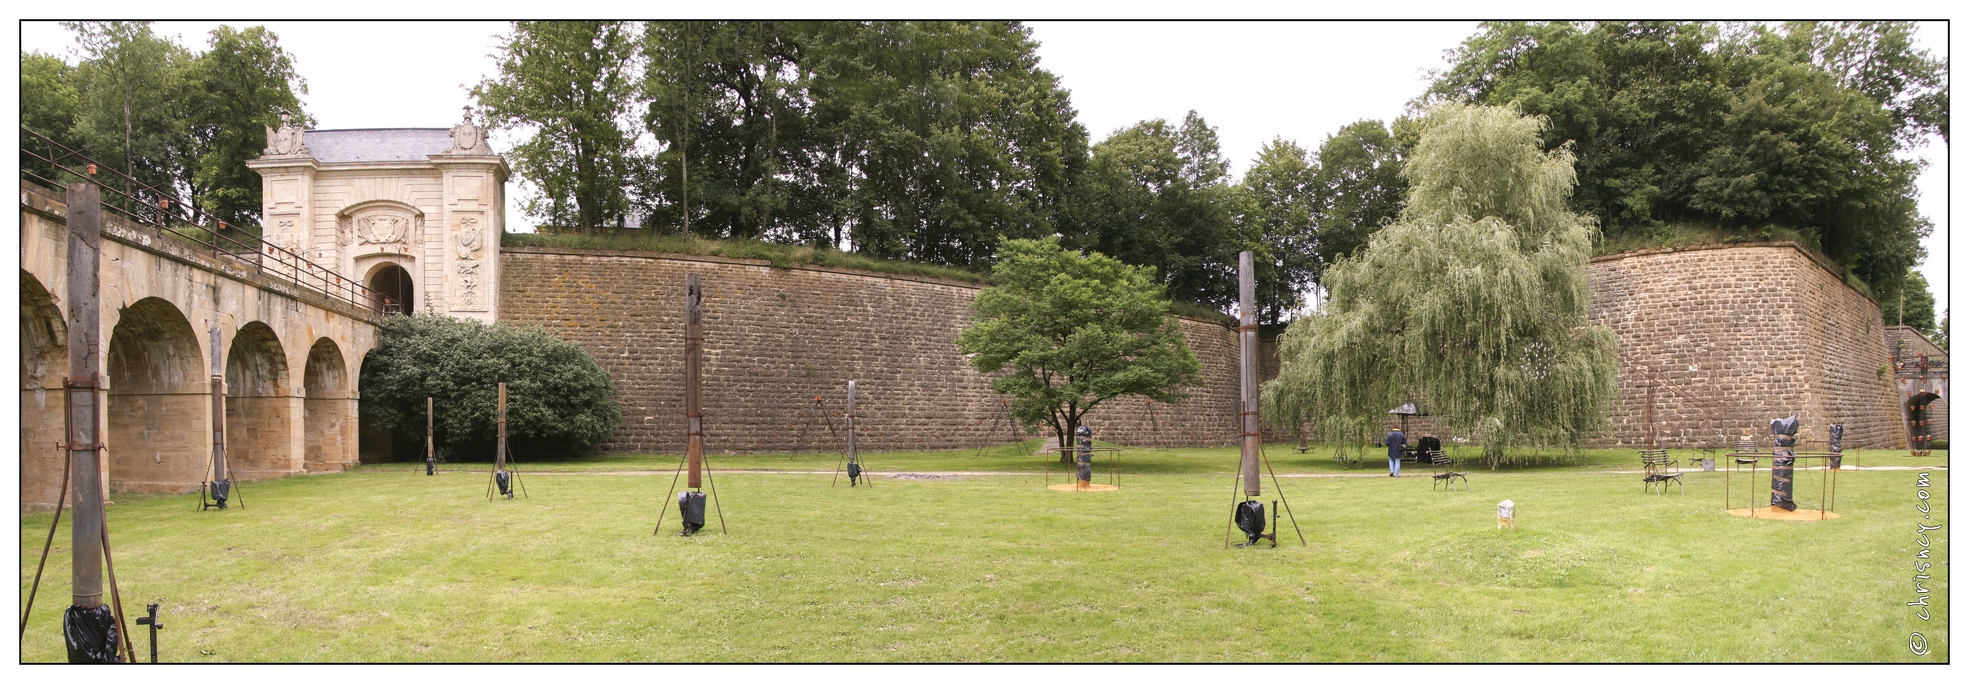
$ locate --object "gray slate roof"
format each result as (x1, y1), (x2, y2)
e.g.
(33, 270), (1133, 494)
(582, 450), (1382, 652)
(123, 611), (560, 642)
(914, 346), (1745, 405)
(304, 128), (454, 163)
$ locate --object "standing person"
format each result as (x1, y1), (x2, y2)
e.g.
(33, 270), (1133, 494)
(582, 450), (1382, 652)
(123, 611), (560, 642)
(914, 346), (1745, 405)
(1384, 424), (1407, 477)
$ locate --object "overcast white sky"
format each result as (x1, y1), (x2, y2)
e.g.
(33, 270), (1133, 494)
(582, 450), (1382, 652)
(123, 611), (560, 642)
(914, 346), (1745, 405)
(15, 19), (1951, 314)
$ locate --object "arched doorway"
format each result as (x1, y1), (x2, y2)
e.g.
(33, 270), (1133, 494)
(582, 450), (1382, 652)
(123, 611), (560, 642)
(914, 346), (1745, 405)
(227, 322), (297, 478)
(303, 338), (356, 472)
(1907, 391), (1942, 455)
(368, 263), (415, 315)
(105, 297), (207, 493)
(20, 272), (68, 510)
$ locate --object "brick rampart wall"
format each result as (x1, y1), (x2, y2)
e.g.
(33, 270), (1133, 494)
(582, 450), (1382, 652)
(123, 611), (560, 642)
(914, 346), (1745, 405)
(499, 247), (1273, 454)
(500, 242), (1905, 454)
(1586, 244), (1904, 448)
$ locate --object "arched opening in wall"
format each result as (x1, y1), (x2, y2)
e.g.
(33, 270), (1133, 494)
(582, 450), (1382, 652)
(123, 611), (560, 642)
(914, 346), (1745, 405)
(367, 263), (414, 315)
(303, 337), (354, 472)
(105, 297), (207, 493)
(355, 349), (405, 463)
(20, 272), (68, 511)
(227, 322), (296, 479)
(1906, 391), (1941, 452)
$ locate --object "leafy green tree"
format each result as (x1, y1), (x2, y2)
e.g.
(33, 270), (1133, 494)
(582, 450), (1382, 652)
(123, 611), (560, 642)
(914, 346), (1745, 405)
(1310, 119), (1409, 279)
(182, 25), (307, 227)
(20, 51), (83, 182)
(1064, 111), (1238, 310)
(807, 21), (1089, 267)
(1879, 269), (1938, 337)
(1938, 313), (1949, 353)
(358, 315), (621, 459)
(957, 237), (1201, 457)
(65, 21), (193, 204)
(1425, 21), (1943, 296)
(642, 21), (833, 243)
(475, 21), (643, 231)
(1265, 104), (1619, 464)
(1233, 137), (1320, 326)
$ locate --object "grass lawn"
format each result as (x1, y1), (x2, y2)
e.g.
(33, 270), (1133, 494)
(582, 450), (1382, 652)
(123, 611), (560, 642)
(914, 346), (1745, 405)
(18, 445), (1948, 662)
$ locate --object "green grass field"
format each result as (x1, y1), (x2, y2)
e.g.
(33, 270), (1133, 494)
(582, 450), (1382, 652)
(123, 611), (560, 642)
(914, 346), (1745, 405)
(18, 445), (1948, 662)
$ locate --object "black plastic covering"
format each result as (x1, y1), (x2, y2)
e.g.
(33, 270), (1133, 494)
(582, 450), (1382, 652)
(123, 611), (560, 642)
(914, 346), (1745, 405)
(425, 455), (436, 476)
(1235, 500), (1267, 545)
(495, 470), (511, 497)
(678, 491), (707, 535)
(209, 479), (230, 508)
(1770, 416), (1798, 510)
(847, 461), (862, 486)
(63, 604), (121, 663)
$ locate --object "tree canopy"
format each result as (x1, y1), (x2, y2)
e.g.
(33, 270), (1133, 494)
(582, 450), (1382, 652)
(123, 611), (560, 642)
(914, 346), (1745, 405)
(25, 22), (308, 228)
(1425, 21), (1945, 295)
(475, 21), (642, 230)
(1265, 104), (1619, 463)
(957, 237), (1201, 454)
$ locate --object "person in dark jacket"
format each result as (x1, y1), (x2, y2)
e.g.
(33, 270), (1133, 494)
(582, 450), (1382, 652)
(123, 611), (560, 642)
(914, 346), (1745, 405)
(1384, 425), (1407, 477)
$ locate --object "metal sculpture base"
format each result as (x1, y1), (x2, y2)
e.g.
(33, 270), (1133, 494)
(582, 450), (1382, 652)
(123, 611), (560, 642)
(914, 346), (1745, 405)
(1047, 482), (1120, 492)
(1727, 506), (1840, 521)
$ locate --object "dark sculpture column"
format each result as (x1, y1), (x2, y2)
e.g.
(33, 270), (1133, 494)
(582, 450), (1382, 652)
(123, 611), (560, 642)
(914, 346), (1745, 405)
(1075, 425), (1093, 487)
(1770, 416), (1798, 511)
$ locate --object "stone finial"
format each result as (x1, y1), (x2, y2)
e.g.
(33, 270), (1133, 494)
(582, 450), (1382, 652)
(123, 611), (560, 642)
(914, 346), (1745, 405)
(262, 117), (309, 157)
(448, 107), (492, 155)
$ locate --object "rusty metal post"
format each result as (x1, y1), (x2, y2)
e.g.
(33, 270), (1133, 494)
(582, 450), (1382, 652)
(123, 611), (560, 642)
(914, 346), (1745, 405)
(1239, 251), (1261, 496)
(210, 328), (228, 483)
(64, 182), (117, 661)
(425, 396), (436, 475)
(1644, 378), (1657, 450)
(686, 273), (704, 490)
(846, 380), (858, 469)
(496, 383), (508, 472)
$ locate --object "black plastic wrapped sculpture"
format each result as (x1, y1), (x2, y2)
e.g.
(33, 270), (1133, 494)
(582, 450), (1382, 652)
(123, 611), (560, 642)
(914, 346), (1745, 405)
(1770, 415), (1799, 511)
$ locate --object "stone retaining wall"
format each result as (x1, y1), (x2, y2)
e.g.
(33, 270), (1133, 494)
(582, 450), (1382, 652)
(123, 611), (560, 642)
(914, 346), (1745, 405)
(499, 247), (1273, 454)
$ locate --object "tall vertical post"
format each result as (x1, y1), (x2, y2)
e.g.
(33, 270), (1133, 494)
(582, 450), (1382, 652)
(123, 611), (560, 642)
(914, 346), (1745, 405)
(846, 380), (858, 467)
(1644, 378), (1657, 450)
(425, 396), (436, 475)
(495, 383), (508, 472)
(1238, 251), (1261, 496)
(210, 328), (227, 484)
(685, 273), (704, 490)
(64, 182), (116, 661)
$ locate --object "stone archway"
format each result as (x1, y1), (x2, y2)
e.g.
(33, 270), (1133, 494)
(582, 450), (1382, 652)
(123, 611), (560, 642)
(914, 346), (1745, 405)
(303, 337), (357, 472)
(105, 297), (208, 493)
(20, 271), (68, 510)
(366, 262), (415, 315)
(227, 322), (299, 479)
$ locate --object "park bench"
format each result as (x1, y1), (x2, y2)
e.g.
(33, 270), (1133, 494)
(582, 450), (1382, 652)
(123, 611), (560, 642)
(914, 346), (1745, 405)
(1429, 450), (1467, 491)
(1640, 449), (1682, 494)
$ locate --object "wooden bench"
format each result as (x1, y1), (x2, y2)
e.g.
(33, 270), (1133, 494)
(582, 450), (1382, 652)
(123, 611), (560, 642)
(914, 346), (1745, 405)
(1641, 449), (1682, 494)
(1429, 450), (1467, 491)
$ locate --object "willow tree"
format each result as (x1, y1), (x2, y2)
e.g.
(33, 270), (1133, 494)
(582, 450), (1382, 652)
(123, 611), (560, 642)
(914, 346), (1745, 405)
(1264, 103), (1618, 464)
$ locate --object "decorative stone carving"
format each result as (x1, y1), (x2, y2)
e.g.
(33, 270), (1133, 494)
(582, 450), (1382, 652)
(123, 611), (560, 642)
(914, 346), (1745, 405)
(453, 215), (486, 309)
(263, 119), (310, 157)
(448, 107), (493, 155)
(356, 214), (417, 245)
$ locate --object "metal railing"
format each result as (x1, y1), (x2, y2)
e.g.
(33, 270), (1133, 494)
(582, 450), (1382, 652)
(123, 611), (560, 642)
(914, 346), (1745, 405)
(21, 127), (379, 313)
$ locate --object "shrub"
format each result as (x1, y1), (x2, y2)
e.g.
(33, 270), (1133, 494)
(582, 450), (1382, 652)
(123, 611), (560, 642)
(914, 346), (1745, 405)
(359, 315), (620, 460)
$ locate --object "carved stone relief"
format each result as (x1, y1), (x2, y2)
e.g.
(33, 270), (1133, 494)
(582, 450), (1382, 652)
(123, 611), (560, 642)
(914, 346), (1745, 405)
(452, 215), (487, 310)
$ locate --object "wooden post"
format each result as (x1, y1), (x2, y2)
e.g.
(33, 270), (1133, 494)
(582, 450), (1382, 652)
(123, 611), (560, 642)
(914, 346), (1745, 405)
(62, 182), (117, 661)
(685, 273), (704, 490)
(210, 328), (227, 484)
(495, 383), (508, 473)
(425, 396), (435, 473)
(1644, 376), (1657, 450)
(1238, 251), (1261, 496)
(846, 380), (857, 467)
